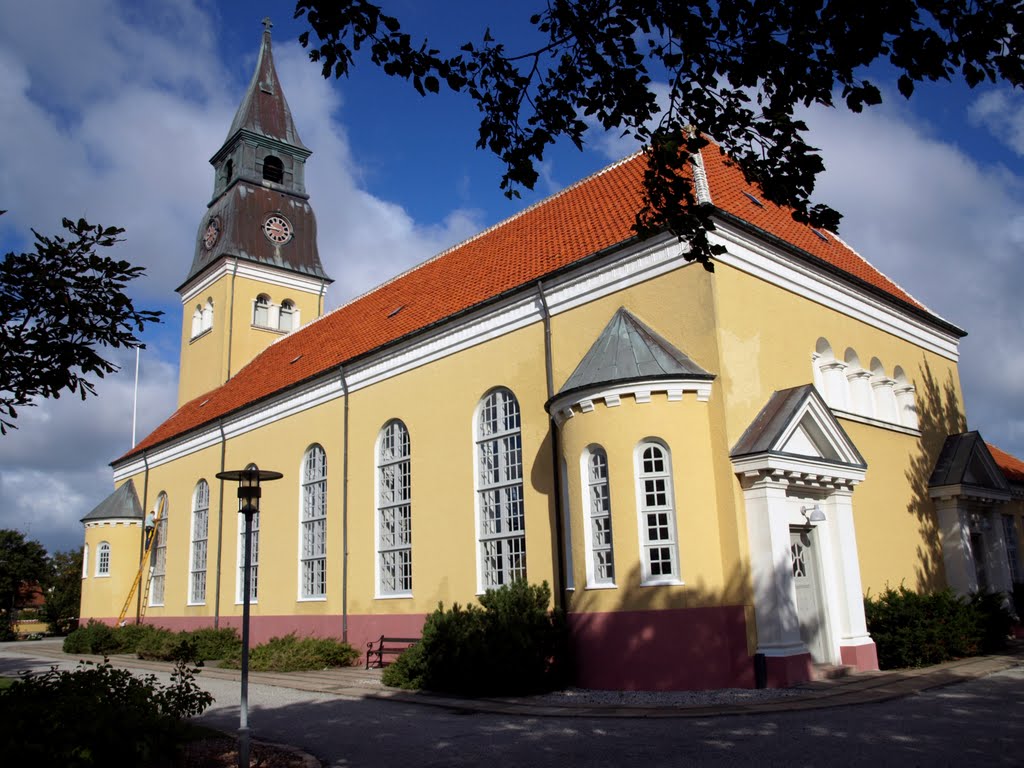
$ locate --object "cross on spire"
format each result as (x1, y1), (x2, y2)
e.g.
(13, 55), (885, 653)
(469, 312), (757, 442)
(262, 17), (273, 33)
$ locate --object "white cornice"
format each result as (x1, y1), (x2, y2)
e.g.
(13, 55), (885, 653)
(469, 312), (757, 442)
(710, 222), (961, 361)
(549, 379), (713, 428)
(180, 259), (325, 304)
(732, 457), (866, 488)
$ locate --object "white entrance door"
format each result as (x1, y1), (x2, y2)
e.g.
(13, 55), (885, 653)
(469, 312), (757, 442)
(790, 528), (828, 662)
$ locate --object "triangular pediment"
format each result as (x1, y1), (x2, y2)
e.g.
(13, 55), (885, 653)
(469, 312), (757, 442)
(732, 385), (865, 468)
(929, 431), (1011, 499)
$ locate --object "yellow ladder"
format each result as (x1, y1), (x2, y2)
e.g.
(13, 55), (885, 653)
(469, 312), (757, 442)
(116, 496), (165, 626)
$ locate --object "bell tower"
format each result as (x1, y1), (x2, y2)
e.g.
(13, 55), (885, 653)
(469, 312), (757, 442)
(176, 18), (332, 406)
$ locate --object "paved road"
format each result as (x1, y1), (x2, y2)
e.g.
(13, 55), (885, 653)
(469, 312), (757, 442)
(3, 644), (1022, 767)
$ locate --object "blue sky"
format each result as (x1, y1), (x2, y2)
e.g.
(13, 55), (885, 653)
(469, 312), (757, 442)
(1, 0), (1022, 554)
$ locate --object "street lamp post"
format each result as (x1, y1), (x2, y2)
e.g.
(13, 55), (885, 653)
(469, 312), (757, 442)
(216, 465), (282, 768)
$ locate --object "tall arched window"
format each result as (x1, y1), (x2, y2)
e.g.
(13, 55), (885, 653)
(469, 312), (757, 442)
(476, 388), (525, 588)
(150, 493), (169, 606)
(96, 542), (111, 576)
(636, 441), (680, 584)
(225, 158), (234, 183)
(190, 480), (210, 604)
(377, 420), (412, 596)
(300, 445), (327, 598)
(262, 155), (284, 183)
(253, 294), (271, 327)
(279, 299), (295, 332)
(584, 446), (615, 586)
(238, 465), (259, 602)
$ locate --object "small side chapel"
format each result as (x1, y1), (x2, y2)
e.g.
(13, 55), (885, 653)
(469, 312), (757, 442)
(79, 23), (1024, 690)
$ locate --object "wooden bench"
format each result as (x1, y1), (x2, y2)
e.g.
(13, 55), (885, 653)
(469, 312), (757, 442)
(365, 635), (420, 669)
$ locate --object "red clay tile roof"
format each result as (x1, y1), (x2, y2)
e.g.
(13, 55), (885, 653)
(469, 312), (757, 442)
(987, 442), (1024, 484)
(119, 148), (948, 462)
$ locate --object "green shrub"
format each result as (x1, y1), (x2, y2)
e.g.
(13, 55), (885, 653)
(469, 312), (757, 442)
(136, 628), (197, 662)
(384, 580), (568, 696)
(189, 627), (241, 660)
(864, 585), (1013, 669)
(0, 658), (213, 766)
(63, 620), (119, 655)
(222, 633), (360, 672)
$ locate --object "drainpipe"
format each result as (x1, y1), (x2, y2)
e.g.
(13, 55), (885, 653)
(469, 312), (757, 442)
(340, 366), (350, 642)
(214, 419), (227, 628)
(225, 257), (238, 382)
(137, 451), (150, 624)
(318, 278), (327, 318)
(536, 281), (567, 612)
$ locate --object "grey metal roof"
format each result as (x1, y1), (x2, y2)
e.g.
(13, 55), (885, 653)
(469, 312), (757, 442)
(226, 25), (307, 150)
(929, 431), (1010, 491)
(557, 307), (713, 395)
(80, 479), (143, 523)
(730, 384), (866, 466)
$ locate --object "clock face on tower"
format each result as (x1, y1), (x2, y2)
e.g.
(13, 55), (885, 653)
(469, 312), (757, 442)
(263, 214), (293, 244)
(203, 217), (221, 249)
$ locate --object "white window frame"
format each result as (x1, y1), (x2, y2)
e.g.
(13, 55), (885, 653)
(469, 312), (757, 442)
(202, 298), (214, 332)
(299, 445), (327, 599)
(96, 541), (111, 577)
(475, 388), (526, 591)
(253, 294), (271, 328)
(189, 480), (210, 605)
(582, 445), (616, 588)
(279, 299), (295, 332)
(634, 441), (681, 585)
(150, 493), (168, 605)
(237, 505), (260, 604)
(191, 305), (203, 338)
(376, 420), (412, 597)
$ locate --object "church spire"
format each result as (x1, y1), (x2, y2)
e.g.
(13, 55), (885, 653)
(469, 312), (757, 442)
(225, 17), (307, 150)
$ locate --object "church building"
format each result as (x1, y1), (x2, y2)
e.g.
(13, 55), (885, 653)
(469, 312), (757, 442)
(79, 24), (1024, 690)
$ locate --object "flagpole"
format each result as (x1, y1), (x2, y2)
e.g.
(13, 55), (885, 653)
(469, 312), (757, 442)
(132, 346), (140, 447)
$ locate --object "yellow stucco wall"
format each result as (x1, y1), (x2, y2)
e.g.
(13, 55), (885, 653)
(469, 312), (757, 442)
(81, 519), (144, 621)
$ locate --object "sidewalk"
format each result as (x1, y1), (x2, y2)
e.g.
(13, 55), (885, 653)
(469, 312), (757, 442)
(4, 638), (1023, 719)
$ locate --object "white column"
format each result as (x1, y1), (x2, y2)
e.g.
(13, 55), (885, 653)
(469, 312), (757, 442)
(846, 369), (873, 417)
(820, 361), (848, 410)
(871, 377), (898, 423)
(935, 497), (977, 595)
(825, 489), (872, 646)
(743, 472), (804, 656)
(894, 384), (918, 429)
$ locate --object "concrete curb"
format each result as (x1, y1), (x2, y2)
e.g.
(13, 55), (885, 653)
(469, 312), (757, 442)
(3, 639), (1023, 719)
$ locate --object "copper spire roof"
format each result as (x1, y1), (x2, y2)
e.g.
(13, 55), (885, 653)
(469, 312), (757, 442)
(121, 147), (962, 462)
(226, 19), (307, 150)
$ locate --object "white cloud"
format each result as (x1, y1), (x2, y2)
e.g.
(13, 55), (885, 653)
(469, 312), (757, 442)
(969, 89), (1024, 158)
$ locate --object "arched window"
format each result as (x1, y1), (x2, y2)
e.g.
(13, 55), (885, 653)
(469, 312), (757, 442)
(190, 480), (210, 604)
(253, 294), (271, 327)
(225, 158), (234, 184)
(893, 366), (919, 429)
(96, 542), (111, 576)
(636, 441), (680, 584)
(150, 493), (168, 606)
(476, 388), (525, 588)
(584, 446), (615, 586)
(191, 305), (203, 338)
(202, 298), (214, 332)
(82, 543), (89, 578)
(377, 420), (412, 596)
(279, 299), (295, 332)
(300, 445), (327, 598)
(238, 464), (259, 602)
(262, 155), (284, 183)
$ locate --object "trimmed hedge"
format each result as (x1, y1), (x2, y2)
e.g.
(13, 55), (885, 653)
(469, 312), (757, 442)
(864, 585), (1013, 669)
(382, 580), (568, 696)
(220, 633), (360, 671)
(63, 621), (240, 662)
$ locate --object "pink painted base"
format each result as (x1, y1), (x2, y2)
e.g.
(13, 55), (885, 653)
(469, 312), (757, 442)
(568, 606), (754, 690)
(840, 642), (879, 672)
(762, 653), (813, 687)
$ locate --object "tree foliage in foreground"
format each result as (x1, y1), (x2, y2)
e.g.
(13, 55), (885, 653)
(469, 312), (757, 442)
(43, 548), (83, 636)
(0, 529), (49, 638)
(296, 0), (1023, 267)
(0, 214), (162, 433)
